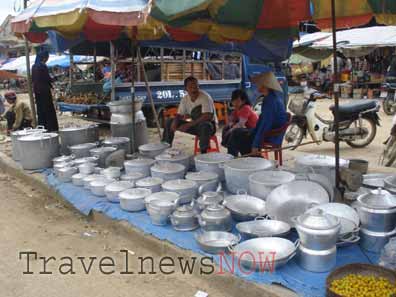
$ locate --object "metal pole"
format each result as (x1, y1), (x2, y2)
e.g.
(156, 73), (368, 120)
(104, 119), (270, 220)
(110, 41), (115, 101)
(331, 0), (341, 194)
(23, 0), (37, 127)
(93, 43), (97, 82)
(131, 33), (137, 153)
(69, 52), (73, 89)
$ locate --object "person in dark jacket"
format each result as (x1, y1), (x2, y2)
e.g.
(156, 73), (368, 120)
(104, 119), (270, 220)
(32, 50), (59, 132)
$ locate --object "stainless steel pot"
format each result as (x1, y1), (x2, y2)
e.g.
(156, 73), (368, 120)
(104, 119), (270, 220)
(120, 172), (145, 183)
(78, 162), (96, 175)
(90, 146), (118, 168)
(69, 142), (98, 159)
(136, 177), (164, 193)
(359, 227), (396, 253)
(144, 191), (180, 209)
(147, 197), (178, 226)
(107, 99), (143, 114)
(170, 205), (199, 231)
(83, 174), (105, 189)
(11, 126), (46, 161)
(194, 152), (234, 181)
(101, 167), (122, 180)
(193, 191), (224, 213)
(150, 162), (185, 181)
(54, 161), (74, 176)
(161, 179), (198, 204)
(249, 170), (295, 200)
(293, 209), (341, 251)
(297, 245), (337, 272)
(74, 156), (99, 167)
(124, 158), (155, 177)
(198, 204), (232, 232)
(53, 155), (74, 166)
(105, 181), (134, 203)
(19, 133), (60, 170)
(119, 188), (152, 212)
(185, 171), (218, 188)
(57, 166), (78, 183)
(356, 189), (396, 232)
(103, 137), (131, 154)
(155, 149), (191, 172)
(139, 142), (170, 158)
(59, 125), (99, 155)
(72, 173), (88, 187)
(90, 178), (114, 197)
(224, 157), (275, 194)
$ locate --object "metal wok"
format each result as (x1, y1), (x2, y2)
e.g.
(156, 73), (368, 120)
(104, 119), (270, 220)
(222, 192), (267, 221)
(236, 217), (291, 239)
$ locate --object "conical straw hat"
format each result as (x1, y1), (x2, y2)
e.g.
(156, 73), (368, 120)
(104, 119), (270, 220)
(251, 72), (283, 92)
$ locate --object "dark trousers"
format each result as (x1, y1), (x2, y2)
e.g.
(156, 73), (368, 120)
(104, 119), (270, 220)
(4, 111), (32, 131)
(226, 128), (253, 157)
(35, 91), (59, 132)
(162, 118), (215, 153)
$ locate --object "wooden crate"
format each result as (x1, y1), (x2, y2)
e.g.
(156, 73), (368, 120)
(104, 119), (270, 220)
(161, 62), (206, 81)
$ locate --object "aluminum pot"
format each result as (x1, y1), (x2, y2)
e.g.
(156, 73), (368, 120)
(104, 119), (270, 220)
(54, 161), (74, 176)
(249, 170), (295, 200)
(72, 173), (88, 187)
(59, 125), (99, 155)
(139, 142), (170, 158)
(57, 166), (78, 183)
(124, 158), (155, 177)
(101, 167), (122, 180)
(90, 178), (115, 197)
(144, 191), (180, 209)
(359, 228), (396, 253)
(83, 174), (105, 189)
(104, 181), (134, 203)
(146, 193), (180, 226)
(150, 162), (186, 181)
(185, 171), (218, 188)
(355, 189), (396, 232)
(53, 155), (74, 167)
(119, 188), (152, 212)
(194, 152), (234, 181)
(198, 204), (232, 232)
(170, 205), (199, 231)
(11, 126), (46, 161)
(107, 99), (143, 114)
(192, 191), (224, 213)
(120, 172), (145, 183)
(224, 157), (275, 194)
(69, 142), (98, 159)
(161, 179), (198, 204)
(155, 149), (191, 172)
(89, 146), (118, 168)
(293, 209), (341, 251)
(103, 137), (131, 154)
(73, 156), (99, 167)
(136, 177), (164, 193)
(19, 133), (60, 170)
(78, 162), (96, 175)
(297, 245), (337, 272)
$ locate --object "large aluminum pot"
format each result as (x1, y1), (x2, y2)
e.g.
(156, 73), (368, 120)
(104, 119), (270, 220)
(355, 189), (396, 232)
(197, 204), (232, 232)
(89, 177), (115, 197)
(89, 146), (118, 168)
(59, 125), (98, 155)
(19, 133), (60, 170)
(193, 191), (224, 213)
(297, 245), (337, 272)
(53, 155), (74, 166)
(359, 228), (396, 253)
(104, 181), (134, 203)
(293, 209), (341, 251)
(150, 162), (185, 181)
(11, 126), (46, 161)
(107, 99), (143, 114)
(194, 152), (234, 181)
(249, 170), (295, 200)
(69, 143), (98, 159)
(57, 166), (78, 183)
(155, 149), (192, 172)
(185, 171), (218, 188)
(119, 188), (152, 212)
(103, 137), (131, 154)
(224, 157), (275, 194)
(161, 179), (198, 204)
(136, 177), (164, 193)
(124, 158), (155, 177)
(139, 142), (170, 158)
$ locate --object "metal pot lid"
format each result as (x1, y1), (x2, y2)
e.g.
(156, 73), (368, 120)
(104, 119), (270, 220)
(384, 175), (396, 189)
(145, 191), (180, 204)
(195, 152), (234, 163)
(53, 155), (73, 163)
(136, 177), (164, 187)
(186, 171), (218, 182)
(58, 166), (77, 173)
(120, 188), (152, 200)
(173, 205), (195, 218)
(308, 203), (360, 226)
(296, 154), (349, 168)
(101, 167), (121, 174)
(90, 178), (114, 187)
(297, 209), (340, 230)
(105, 181), (134, 192)
(70, 142), (97, 150)
(155, 149), (191, 162)
(139, 142), (170, 152)
(74, 156), (99, 164)
(198, 192), (223, 204)
(83, 174), (104, 182)
(12, 127), (47, 136)
(224, 157), (274, 171)
(103, 137), (130, 145)
(90, 147), (117, 154)
(125, 158), (155, 167)
(54, 161), (73, 169)
(19, 132), (58, 141)
(202, 204), (230, 217)
(72, 173), (87, 180)
(120, 172), (145, 181)
(151, 162), (185, 174)
(358, 188), (396, 209)
(249, 170), (295, 186)
(162, 179), (197, 191)
(60, 125), (95, 132)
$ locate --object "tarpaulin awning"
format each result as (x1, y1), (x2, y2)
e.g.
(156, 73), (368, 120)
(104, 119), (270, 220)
(46, 54), (106, 68)
(293, 32), (332, 48)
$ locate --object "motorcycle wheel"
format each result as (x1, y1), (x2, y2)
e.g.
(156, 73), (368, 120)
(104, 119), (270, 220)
(284, 122), (304, 150)
(346, 117), (377, 148)
(381, 136), (396, 167)
(383, 94), (396, 116)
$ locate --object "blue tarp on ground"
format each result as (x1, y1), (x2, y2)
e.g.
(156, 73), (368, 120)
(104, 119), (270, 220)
(45, 172), (380, 297)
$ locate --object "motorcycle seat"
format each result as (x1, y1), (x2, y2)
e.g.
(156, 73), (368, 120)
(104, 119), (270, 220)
(329, 100), (377, 114)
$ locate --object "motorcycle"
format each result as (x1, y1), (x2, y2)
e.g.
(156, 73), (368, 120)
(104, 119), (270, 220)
(380, 80), (396, 116)
(285, 90), (380, 149)
(380, 115), (396, 167)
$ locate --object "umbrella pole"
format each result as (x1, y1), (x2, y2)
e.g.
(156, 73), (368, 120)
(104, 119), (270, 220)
(131, 35), (136, 154)
(137, 48), (162, 139)
(23, 36), (37, 127)
(331, 0), (341, 197)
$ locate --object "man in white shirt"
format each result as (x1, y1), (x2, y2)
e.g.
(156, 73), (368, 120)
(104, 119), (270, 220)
(162, 76), (216, 154)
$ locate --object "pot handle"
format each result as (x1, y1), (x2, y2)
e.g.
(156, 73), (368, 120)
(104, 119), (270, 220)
(294, 239), (301, 249)
(255, 215), (270, 221)
(338, 234), (360, 244)
(197, 215), (206, 227)
(307, 166), (316, 174)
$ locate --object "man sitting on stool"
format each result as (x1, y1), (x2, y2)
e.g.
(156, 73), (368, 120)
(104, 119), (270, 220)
(1, 91), (32, 135)
(162, 76), (216, 154)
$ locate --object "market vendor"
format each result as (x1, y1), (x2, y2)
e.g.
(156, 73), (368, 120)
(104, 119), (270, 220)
(162, 76), (216, 154)
(226, 72), (288, 157)
(1, 91), (32, 134)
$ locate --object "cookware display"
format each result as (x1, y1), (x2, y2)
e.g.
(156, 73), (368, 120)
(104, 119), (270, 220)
(150, 162), (186, 181)
(197, 204), (232, 232)
(170, 205), (199, 231)
(104, 181), (134, 203)
(194, 152), (234, 181)
(249, 170), (295, 200)
(139, 142), (170, 158)
(59, 125), (98, 155)
(155, 149), (191, 172)
(11, 126), (46, 161)
(69, 142), (98, 159)
(223, 191), (267, 221)
(136, 177), (164, 193)
(161, 179), (198, 204)
(195, 231), (240, 254)
(236, 217), (291, 240)
(124, 158), (155, 177)
(119, 188), (152, 212)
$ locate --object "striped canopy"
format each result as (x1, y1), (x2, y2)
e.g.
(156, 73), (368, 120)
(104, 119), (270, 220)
(312, 0), (396, 29)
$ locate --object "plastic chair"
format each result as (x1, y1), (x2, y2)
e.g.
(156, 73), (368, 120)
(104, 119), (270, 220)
(260, 113), (292, 166)
(214, 102), (228, 125)
(194, 135), (220, 155)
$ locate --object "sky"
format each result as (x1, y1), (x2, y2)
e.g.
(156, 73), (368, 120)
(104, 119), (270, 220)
(0, 0), (17, 25)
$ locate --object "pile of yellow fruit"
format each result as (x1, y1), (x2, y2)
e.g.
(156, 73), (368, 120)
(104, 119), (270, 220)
(330, 274), (396, 297)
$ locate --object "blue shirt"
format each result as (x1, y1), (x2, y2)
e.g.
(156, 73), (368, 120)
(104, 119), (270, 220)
(252, 91), (288, 148)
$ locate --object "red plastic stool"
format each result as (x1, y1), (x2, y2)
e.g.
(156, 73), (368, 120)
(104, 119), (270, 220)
(194, 135), (220, 155)
(261, 143), (283, 166)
